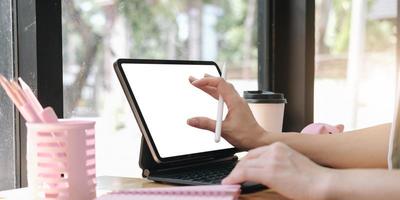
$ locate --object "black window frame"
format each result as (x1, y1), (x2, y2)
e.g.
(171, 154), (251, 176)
(13, 0), (63, 187)
(259, 0), (315, 131)
(8, 0), (317, 188)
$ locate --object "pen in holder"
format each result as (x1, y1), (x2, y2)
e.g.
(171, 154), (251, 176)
(26, 120), (96, 200)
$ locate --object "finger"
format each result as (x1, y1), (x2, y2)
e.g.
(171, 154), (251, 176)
(223, 159), (266, 184)
(195, 85), (218, 99)
(191, 76), (223, 87)
(189, 74), (218, 82)
(244, 142), (293, 161)
(204, 73), (215, 78)
(222, 167), (266, 185)
(187, 117), (216, 132)
(243, 145), (273, 160)
(236, 158), (266, 169)
(191, 77), (241, 109)
(189, 76), (219, 99)
(188, 76), (198, 83)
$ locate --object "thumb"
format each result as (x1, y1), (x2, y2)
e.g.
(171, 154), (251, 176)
(187, 117), (216, 132)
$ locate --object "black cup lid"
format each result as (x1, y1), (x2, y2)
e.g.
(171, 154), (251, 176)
(243, 90), (287, 104)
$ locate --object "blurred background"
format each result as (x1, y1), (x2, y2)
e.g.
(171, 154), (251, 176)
(314, 0), (397, 131)
(62, 0), (397, 177)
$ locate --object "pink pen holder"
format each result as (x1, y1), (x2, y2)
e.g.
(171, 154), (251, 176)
(26, 120), (96, 200)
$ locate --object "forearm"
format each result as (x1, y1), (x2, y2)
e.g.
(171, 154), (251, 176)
(324, 169), (400, 200)
(255, 123), (391, 168)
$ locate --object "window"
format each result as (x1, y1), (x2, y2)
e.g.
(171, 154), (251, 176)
(314, 0), (397, 130)
(0, 0), (16, 190)
(62, 0), (259, 177)
(0, 0), (330, 188)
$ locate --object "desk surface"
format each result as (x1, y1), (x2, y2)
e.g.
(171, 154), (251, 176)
(0, 176), (290, 200)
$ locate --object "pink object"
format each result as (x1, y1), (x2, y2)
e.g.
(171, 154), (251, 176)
(18, 77), (59, 123)
(97, 185), (241, 200)
(26, 120), (96, 200)
(40, 107), (59, 122)
(19, 77), (44, 116)
(301, 123), (344, 135)
(0, 76), (40, 122)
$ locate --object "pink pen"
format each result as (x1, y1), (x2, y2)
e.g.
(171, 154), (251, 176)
(18, 78), (58, 122)
(40, 107), (58, 122)
(0, 76), (39, 122)
(0, 75), (23, 106)
(10, 80), (41, 122)
(18, 78), (43, 113)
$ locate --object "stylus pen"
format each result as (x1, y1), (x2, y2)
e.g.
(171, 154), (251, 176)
(215, 63), (227, 143)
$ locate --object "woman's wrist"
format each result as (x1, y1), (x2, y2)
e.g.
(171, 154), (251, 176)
(256, 129), (285, 147)
(252, 128), (277, 148)
(315, 168), (338, 200)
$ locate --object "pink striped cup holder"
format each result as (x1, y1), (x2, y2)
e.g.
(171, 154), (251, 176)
(26, 120), (96, 200)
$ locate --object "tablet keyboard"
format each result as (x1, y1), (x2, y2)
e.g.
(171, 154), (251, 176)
(152, 163), (235, 184)
(172, 164), (235, 184)
(148, 162), (266, 193)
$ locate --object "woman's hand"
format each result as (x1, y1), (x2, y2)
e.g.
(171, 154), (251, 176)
(223, 142), (331, 200)
(187, 75), (267, 150)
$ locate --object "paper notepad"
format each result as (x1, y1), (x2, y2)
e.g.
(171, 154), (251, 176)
(97, 185), (241, 200)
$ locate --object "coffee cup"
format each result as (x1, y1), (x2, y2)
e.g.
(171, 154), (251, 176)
(243, 90), (287, 132)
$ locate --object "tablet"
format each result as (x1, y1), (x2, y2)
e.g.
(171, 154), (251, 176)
(114, 59), (236, 163)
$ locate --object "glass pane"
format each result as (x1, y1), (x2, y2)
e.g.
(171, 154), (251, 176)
(62, 0), (258, 177)
(315, 0), (397, 130)
(0, 0), (16, 190)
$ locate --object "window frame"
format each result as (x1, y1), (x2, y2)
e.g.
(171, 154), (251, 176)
(260, 0), (315, 131)
(0, 0), (17, 190)
(261, 0), (315, 132)
(14, 0), (63, 187)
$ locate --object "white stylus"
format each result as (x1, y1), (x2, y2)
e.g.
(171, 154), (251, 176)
(215, 63), (227, 143)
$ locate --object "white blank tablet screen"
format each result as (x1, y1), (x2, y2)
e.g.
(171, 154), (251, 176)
(121, 63), (234, 158)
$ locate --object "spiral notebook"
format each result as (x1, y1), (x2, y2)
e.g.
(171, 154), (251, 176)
(97, 185), (241, 200)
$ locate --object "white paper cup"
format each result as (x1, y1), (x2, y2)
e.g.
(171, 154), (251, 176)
(243, 91), (287, 132)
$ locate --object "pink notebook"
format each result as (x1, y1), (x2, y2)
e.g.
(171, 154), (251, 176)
(97, 185), (241, 200)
